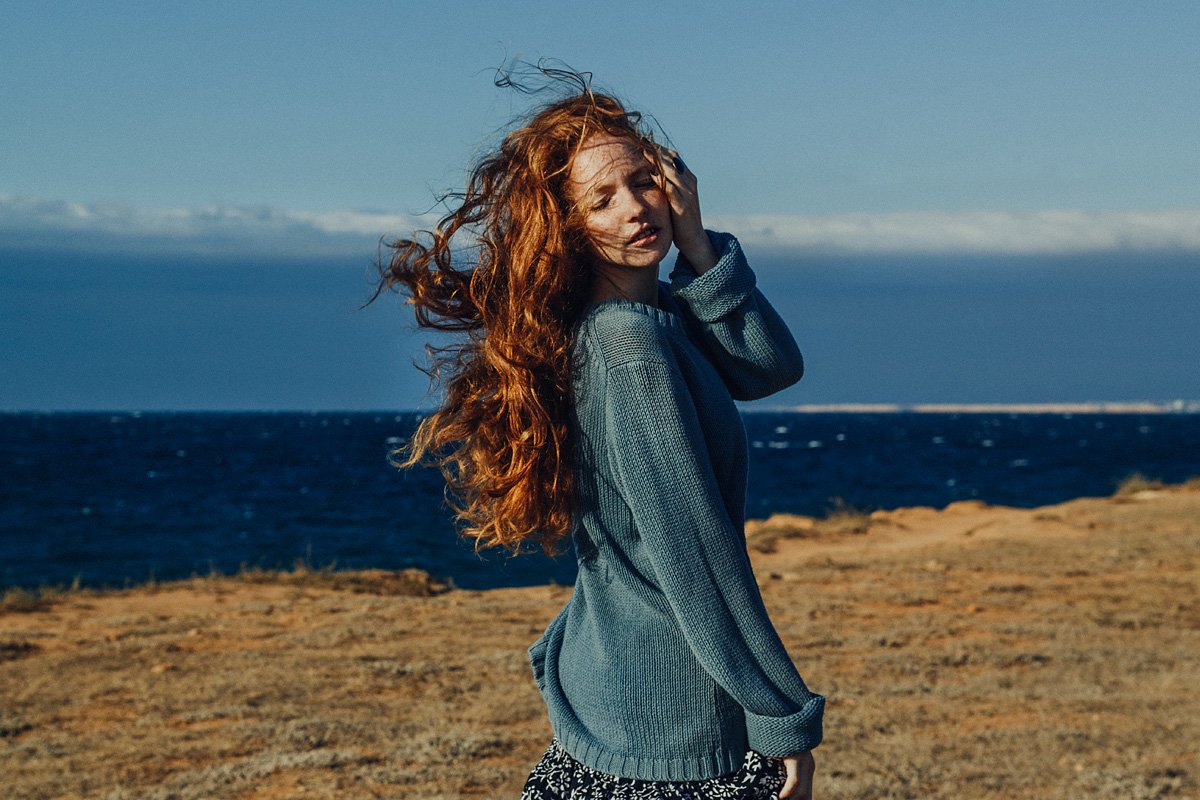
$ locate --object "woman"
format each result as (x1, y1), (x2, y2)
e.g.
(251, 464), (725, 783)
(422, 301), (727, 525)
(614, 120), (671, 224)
(379, 72), (823, 800)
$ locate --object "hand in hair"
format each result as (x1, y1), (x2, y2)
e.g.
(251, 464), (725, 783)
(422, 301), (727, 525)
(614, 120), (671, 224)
(655, 144), (718, 274)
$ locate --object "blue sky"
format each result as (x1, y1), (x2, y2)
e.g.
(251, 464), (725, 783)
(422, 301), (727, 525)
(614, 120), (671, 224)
(2, 1), (1199, 409)
(4, 0), (1199, 215)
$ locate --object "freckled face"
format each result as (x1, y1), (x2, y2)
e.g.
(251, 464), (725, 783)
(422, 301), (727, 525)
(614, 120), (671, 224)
(567, 135), (673, 269)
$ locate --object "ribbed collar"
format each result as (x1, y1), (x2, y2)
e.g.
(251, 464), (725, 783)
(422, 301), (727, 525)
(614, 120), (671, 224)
(581, 283), (686, 334)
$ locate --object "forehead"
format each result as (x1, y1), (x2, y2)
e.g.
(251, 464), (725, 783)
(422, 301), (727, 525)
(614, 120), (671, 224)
(568, 134), (647, 194)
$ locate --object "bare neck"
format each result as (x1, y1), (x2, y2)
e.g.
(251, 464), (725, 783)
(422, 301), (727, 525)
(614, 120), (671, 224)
(588, 261), (662, 306)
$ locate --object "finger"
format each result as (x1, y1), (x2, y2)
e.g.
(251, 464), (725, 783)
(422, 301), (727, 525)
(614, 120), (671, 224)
(652, 144), (685, 174)
(658, 145), (686, 174)
(645, 148), (681, 195)
(778, 758), (799, 800)
(655, 152), (694, 199)
(650, 152), (689, 206)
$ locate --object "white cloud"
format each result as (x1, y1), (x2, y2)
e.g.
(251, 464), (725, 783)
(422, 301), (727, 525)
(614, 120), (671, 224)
(709, 209), (1200, 254)
(0, 194), (436, 258)
(2, 194), (1199, 258)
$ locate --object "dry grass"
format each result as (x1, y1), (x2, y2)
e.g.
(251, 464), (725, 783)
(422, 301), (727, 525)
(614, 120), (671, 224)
(230, 564), (451, 597)
(746, 513), (818, 553)
(2, 564), (446, 615)
(2, 587), (51, 613)
(2, 484), (1198, 799)
(1114, 472), (1168, 495)
(816, 498), (873, 536)
(746, 499), (872, 553)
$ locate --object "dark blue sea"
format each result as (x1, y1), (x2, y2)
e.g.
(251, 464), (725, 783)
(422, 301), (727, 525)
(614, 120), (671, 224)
(2, 411), (1197, 590)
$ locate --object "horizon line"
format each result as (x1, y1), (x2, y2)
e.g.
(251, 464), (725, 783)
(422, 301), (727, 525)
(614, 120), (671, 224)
(5, 401), (1200, 415)
(757, 401), (1200, 414)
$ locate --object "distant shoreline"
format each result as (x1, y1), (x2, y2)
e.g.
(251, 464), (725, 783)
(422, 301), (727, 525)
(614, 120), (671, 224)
(5, 402), (1200, 415)
(756, 401), (1200, 414)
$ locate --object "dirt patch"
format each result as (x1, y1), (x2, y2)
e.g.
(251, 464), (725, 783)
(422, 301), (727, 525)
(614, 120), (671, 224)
(2, 487), (1197, 799)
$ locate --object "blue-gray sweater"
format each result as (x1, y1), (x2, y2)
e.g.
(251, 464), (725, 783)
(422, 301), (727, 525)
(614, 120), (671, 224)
(528, 232), (825, 781)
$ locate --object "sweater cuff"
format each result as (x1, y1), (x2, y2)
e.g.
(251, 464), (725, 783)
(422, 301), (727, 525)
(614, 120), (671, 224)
(669, 230), (756, 322)
(744, 693), (825, 756)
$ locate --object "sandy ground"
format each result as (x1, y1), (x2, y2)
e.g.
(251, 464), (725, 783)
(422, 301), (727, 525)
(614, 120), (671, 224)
(2, 486), (1197, 799)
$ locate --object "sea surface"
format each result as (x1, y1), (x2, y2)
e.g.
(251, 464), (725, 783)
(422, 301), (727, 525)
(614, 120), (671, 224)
(2, 411), (1198, 590)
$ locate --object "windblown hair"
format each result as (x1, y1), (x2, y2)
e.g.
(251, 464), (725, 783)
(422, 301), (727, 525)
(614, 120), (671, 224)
(376, 76), (659, 556)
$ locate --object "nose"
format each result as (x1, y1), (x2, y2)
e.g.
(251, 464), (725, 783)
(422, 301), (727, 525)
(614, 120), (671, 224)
(615, 187), (650, 220)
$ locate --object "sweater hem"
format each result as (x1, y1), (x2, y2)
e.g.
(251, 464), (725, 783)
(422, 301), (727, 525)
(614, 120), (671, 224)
(555, 726), (747, 782)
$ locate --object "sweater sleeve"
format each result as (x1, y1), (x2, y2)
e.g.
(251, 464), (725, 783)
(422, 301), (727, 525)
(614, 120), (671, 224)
(603, 356), (825, 756)
(668, 231), (805, 401)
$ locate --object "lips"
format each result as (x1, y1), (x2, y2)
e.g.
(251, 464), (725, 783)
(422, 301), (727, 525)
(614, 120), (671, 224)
(629, 225), (660, 246)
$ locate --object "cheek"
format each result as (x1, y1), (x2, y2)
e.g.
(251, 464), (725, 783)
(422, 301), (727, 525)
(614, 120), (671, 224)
(583, 213), (619, 245)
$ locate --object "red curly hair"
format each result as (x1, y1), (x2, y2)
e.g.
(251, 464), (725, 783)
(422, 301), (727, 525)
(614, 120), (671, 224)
(377, 78), (660, 556)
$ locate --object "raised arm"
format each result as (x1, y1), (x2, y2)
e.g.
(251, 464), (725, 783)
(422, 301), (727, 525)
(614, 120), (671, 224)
(603, 354), (824, 757)
(668, 230), (805, 400)
(652, 149), (804, 402)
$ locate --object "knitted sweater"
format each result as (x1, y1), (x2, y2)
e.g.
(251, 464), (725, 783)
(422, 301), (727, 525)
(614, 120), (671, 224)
(528, 231), (825, 781)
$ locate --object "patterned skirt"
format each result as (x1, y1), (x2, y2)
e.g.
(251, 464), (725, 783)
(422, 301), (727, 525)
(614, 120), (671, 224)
(520, 739), (787, 800)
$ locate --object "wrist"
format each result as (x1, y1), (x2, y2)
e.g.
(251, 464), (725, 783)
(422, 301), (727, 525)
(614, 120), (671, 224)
(677, 231), (718, 274)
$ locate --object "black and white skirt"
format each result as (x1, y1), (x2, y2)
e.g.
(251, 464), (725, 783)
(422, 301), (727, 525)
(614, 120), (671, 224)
(520, 739), (787, 799)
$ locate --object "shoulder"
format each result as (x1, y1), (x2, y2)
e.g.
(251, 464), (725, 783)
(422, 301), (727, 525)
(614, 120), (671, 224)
(577, 303), (676, 370)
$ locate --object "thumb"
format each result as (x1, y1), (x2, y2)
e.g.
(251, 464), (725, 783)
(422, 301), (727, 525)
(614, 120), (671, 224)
(777, 755), (799, 799)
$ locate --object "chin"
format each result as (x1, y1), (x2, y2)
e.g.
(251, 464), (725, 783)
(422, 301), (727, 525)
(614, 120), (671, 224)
(627, 253), (668, 270)
(633, 241), (674, 269)
(596, 250), (667, 270)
